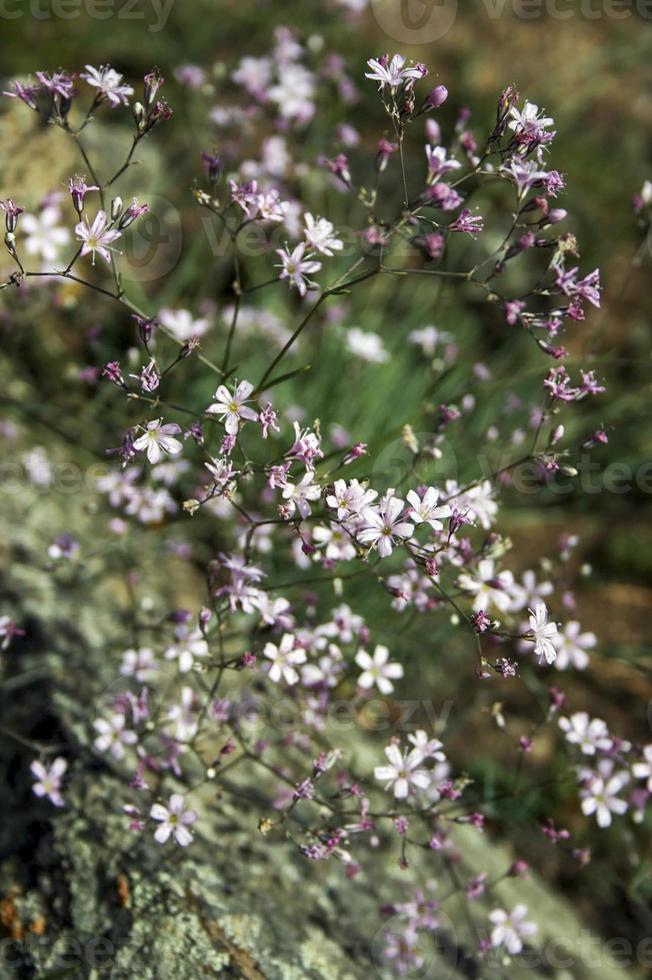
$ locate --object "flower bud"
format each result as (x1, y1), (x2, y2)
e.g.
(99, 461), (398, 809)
(426, 84), (448, 109)
(133, 101), (146, 132)
(548, 424), (564, 446)
(547, 208), (568, 225)
(110, 197), (123, 222)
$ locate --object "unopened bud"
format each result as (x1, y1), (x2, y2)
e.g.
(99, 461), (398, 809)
(426, 84), (448, 109)
(548, 424), (564, 447)
(110, 197), (123, 222)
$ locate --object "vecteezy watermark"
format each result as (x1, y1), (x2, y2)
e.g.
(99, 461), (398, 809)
(120, 193), (183, 284)
(370, 0), (652, 44)
(0, 0), (175, 32)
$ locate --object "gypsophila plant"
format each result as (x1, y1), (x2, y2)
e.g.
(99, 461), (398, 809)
(1, 36), (650, 975)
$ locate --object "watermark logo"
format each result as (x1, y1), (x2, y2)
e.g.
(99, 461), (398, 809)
(369, 0), (459, 44)
(120, 193), (183, 283)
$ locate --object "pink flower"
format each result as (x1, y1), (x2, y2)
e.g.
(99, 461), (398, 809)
(358, 495), (414, 558)
(276, 242), (322, 296)
(206, 380), (259, 435)
(80, 65), (133, 106)
(75, 210), (122, 265)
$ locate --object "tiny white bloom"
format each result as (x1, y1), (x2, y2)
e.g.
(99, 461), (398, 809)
(355, 644), (403, 695)
(206, 380), (258, 435)
(303, 213), (343, 256)
(150, 794), (197, 846)
(263, 633), (307, 685)
(133, 419), (183, 465)
(528, 603), (559, 664)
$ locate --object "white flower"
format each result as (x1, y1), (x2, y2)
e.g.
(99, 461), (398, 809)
(21, 206), (70, 263)
(528, 603), (559, 664)
(374, 742), (431, 799)
(263, 633), (307, 685)
(165, 629), (209, 674)
(346, 328), (389, 363)
(93, 714), (137, 760)
(312, 523), (357, 562)
(120, 647), (158, 682)
(303, 213), (343, 256)
(406, 487), (451, 531)
(559, 712), (612, 755)
(268, 63), (315, 121)
(632, 745), (652, 792)
(133, 419), (183, 465)
(167, 686), (198, 741)
(75, 210), (122, 265)
(232, 56), (272, 96)
(358, 495), (414, 558)
(489, 904), (537, 955)
(407, 730), (445, 765)
(444, 479), (498, 530)
(159, 308), (211, 341)
(457, 558), (514, 614)
(281, 473), (322, 519)
(508, 569), (554, 612)
(205, 380), (258, 435)
(276, 242), (322, 296)
(326, 479), (377, 520)
(425, 145), (462, 179)
(508, 101), (555, 136)
(31, 757), (67, 807)
(81, 64), (134, 106)
(553, 621), (596, 670)
(365, 53), (423, 92)
(355, 645), (403, 695)
(408, 325), (451, 357)
(580, 772), (628, 828)
(150, 794), (197, 846)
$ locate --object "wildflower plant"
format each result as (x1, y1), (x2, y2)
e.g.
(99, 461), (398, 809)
(1, 37), (649, 976)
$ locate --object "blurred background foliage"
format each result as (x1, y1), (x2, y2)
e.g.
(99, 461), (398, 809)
(1, 0), (651, 954)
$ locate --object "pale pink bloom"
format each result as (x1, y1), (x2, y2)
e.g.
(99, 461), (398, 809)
(355, 644), (403, 694)
(276, 242), (321, 296)
(75, 210), (122, 265)
(559, 712), (612, 755)
(159, 308), (211, 341)
(263, 633), (307, 685)
(553, 621), (596, 670)
(374, 742), (431, 799)
(281, 473), (322, 519)
(150, 794), (197, 846)
(165, 629), (209, 674)
(303, 213), (343, 256)
(365, 54), (424, 92)
(407, 730), (445, 765)
(120, 647), (158, 682)
(327, 479), (377, 520)
(93, 714), (137, 760)
(31, 757), (67, 807)
(580, 772), (628, 827)
(528, 603), (558, 664)
(358, 495), (414, 558)
(489, 904), (537, 955)
(206, 380), (258, 435)
(21, 206), (70, 263)
(406, 487), (451, 531)
(457, 558), (514, 614)
(133, 419), (183, 465)
(81, 65), (133, 106)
